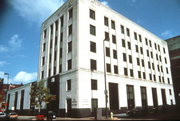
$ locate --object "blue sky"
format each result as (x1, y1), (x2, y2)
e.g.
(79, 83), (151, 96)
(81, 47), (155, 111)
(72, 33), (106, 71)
(0, 0), (179, 84)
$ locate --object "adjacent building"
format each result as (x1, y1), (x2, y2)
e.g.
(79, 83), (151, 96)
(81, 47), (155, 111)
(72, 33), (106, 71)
(6, 0), (175, 117)
(166, 35), (180, 110)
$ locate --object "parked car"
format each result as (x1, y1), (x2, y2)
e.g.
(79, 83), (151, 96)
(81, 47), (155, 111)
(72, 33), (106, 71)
(6, 112), (18, 120)
(0, 112), (7, 120)
(47, 111), (56, 120)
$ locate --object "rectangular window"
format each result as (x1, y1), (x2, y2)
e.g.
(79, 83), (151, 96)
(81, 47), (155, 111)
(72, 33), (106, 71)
(90, 41), (96, 53)
(157, 65), (160, 71)
(149, 40), (152, 47)
(68, 59), (72, 70)
(90, 9), (95, 20)
(90, 25), (96, 36)
(67, 79), (71, 91)
(139, 34), (142, 42)
(158, 45), (160, 51)
(161, 66), (163, 72)
(135, 45), (138, 52)
(105, 32), (109, 40)
(154, 43), (157, 50)
(143, 72), (146, 79)
(111, 20), (115, 29)
(151, 52), (153, 58)
(137, 58), (140, 66)
(148, 62), (151, 69)
(60, 48), (62, 58)
(42, 57), (45, 66)
(142, 59), (144, 67)
(159, 55), (162, 62)
(43, 43), (46, 52)
(141, 87), (147, 108)
(59, 64), (62, 73)
(91, 79), (97, 90)
(90, 59), (97, 70)
(134, 32), (137, 40)
(169, 89), (172, 95)
(152, 63), (155, 70)
(60, 32), (63, 42)
(123, 53), (127, 62)
(128, 42), (131, 50)
(55, 36), (58, 46)
(138, 71), (141, 78)
(164, 57), (167, 64)
(54, 51), (57, 61)
(69, 8), (73, 19)
(112, 35), (116, 44)
(121, 25), (124, 34)
(154, 74), (156, 81)
(53, 66), (56, 75)
(163, 47), (166, 54)
(129, 55), (132, 63)
(140, 47), (143, 54)
(49, 54), (52, 63)
(68, 24), (72, 35)
(149, 74), (152, 80)
(106, 63), (111, 73)
(68, 41), (72, 53)
(156, 54), (158, 60)
(130, 69), (134, 77)
(126, 28), (130, 36)
(104, 17), (109, 26)
(167, 78), (170, 84)
(147, 50), (149, 57)
(50, 24), (53, 35)
(60, 16), (64, 27)
(106, 47), (110, 57)
(145, 38), (148, 45)
(43, 29), (47, 39)
(127, 85), (135, 109)
(122, 39), (126, 47)
(166, 67), (169, 74)
(55, 20), (58, 31)
(113, 50), (117, 59)
(124, 68), (128, 76)
(41, 71), (44, 80)
(114, 65), (118, 74)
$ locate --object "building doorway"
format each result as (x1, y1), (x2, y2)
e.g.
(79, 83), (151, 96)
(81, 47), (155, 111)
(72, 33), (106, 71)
(66, 99), (72, 117)
(161, 89), (167, 105)
(109, 83), (119, 110)
(152, 88), (158, 107)
(126, 85), (135, 110)
(91, 99), (98, 116)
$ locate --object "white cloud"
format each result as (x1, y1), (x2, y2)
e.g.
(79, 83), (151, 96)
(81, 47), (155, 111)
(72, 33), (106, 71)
(0, 61), (8, 67)
(0, 45), (8, 53)
(9, 0), (65, 25)
(12, 71), (37, 84)
(100, 0), (110, 7)
(9, 34), (22, 49)
(161, 30), (173, 38)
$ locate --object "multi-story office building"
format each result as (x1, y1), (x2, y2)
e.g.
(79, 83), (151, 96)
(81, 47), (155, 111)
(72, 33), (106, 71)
(7, 0), (175, 117)
(166, 36), (180, 110)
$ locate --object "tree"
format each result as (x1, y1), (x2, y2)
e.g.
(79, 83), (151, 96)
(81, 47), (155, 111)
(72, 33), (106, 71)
(30, 80), (56, 114)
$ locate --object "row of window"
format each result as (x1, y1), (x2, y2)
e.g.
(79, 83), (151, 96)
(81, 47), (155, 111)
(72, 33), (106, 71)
(89, 9), (167, 54)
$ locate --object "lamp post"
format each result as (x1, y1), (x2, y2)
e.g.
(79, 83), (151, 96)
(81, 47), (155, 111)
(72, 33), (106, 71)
(4, 73), (10, 90)
(103, 38), (109, 119)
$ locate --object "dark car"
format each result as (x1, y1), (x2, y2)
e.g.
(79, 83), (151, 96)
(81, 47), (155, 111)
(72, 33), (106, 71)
(6, 112), (18, 120)
(0, 112), (7, 120)
(47, 111), (56, 120)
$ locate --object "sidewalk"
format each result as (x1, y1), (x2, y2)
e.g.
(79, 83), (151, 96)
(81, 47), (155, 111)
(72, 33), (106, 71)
(18, 116), (113, 120)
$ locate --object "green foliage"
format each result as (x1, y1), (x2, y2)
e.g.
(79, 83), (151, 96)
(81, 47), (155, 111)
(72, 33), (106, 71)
(30, 80), (56, 112)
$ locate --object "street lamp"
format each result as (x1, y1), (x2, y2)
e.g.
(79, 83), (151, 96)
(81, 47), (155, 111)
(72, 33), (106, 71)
(4, 73), (10, 90)
(103, 38), (109, 119)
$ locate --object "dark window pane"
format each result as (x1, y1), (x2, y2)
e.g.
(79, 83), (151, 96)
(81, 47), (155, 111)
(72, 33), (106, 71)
(91, 79), (97, 90)
(90, 41), (96, 53)
(90, 25), (96, 36)
(90, 9), (95, 20)
(90, 59), (97, 70)
(104, 17), (109, 26)
(106, 63), (111, 72)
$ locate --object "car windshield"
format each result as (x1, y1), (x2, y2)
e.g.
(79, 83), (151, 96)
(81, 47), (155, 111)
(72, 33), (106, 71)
(9, 112), (16, 115)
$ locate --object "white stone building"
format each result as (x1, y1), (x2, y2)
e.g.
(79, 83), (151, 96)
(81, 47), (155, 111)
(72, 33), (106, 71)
(7, 0), (175, 117)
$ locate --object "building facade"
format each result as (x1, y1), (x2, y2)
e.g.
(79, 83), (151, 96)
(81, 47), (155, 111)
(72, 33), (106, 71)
(7, 0), (175, 117)
(166, 36), (180, 110)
